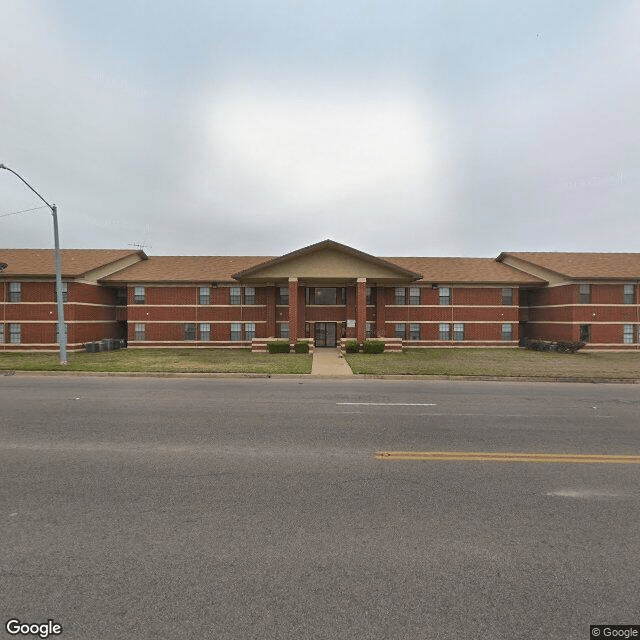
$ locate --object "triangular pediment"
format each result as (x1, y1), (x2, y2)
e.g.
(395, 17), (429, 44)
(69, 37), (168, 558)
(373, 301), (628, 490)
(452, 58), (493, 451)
(232, 239), (422, 283)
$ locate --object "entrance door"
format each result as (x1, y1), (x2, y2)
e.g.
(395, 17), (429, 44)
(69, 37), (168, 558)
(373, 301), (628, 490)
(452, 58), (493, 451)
(315, 323), (337, 347)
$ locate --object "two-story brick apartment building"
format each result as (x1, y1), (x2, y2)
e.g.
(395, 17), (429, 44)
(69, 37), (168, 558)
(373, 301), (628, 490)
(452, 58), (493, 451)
(1, 240), (639, 350)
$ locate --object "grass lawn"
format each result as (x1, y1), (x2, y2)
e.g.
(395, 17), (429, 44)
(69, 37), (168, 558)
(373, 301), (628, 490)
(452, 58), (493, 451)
(344, 348), (640, 379)
(0, 348), (313, 374)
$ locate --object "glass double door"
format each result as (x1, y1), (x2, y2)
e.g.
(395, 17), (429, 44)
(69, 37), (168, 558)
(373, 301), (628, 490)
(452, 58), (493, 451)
(315, 322), (337, 347)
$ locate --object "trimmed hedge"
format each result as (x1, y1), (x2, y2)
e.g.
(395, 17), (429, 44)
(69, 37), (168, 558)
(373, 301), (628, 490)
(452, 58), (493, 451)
(363, 339), (385, 354)
(294, 341), (310, 354)
(345, 339), (359, 354)
(267, 341), (291, 354)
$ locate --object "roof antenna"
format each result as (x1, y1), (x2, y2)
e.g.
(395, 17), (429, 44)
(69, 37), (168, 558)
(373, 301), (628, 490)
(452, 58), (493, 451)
(128, 241), (152, 251)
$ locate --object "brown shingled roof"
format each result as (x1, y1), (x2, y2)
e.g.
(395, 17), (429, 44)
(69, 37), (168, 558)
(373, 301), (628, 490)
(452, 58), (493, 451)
(498, 252), (640, 280)
(0, 249), (144, 278)
(100, 255), (273, 283)
(385, 257), (545, 284)
(99, 254), (545, 284)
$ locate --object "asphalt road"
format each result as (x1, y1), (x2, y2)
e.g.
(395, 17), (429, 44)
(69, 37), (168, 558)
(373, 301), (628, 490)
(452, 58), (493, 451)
(1, 376), (639, 639)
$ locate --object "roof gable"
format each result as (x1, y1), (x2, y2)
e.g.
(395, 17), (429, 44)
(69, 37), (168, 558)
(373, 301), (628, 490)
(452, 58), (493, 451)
(232, 239), (422, 283)
(0, 249), (145, 280)
(497, 252), (640, 281)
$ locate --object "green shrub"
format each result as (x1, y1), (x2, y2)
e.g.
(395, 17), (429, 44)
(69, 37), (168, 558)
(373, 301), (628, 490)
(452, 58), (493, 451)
(345, 339), (359, 353)
(363, 339), (385, 354)
(267, 341), (290, 354)
(294, 341), (309, 354)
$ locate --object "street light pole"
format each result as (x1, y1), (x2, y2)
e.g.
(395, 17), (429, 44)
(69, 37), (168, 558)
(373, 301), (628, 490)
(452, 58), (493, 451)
(0, 164), (68, 365)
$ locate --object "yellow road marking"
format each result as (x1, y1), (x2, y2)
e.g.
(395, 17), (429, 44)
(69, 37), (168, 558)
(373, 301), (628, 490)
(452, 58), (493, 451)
(375, 451), (640, 464)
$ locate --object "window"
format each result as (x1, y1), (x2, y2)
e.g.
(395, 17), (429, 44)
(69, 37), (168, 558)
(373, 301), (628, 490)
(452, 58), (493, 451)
(134, 286), (145, 304)
(453, 323), (464, 341)
(366, 321), (375, 338)
(306, 287), (345, 305)
(134, 323), (145, 341)
(116, 288), (127, 306)
(278, 287), (289, 305)
(623, 324), (634, 344)
(624, 284), (635, 304)
(184, 323), (196, 341)
(0, 324), (4, 343)
(502, 287), (513, 305)
(245, 322), (255, 341)
(579, 324), (591, 343)
(366, 287), (375, 305)
(579, 284), (591, 304)
(439, 323), (450, 341)
(199, 287), (210, 305)
(394, 287), (406, 305)
(409, 287), (420, 305)
(395, 323), (406, 339)
(9, 324), (20, 344)
(9, 282), (21, 302)
(230, 286), (255, 305)
(315, 288), (337, 305)
(409, 323), (420, 341)
(502, 323), (513, 341)
(54, 282), (68, 303)
(439, 287), (451, 305)
(279, 322), (289, 339)
(230, 322), (242, 341)
(200, 323), (211, 342)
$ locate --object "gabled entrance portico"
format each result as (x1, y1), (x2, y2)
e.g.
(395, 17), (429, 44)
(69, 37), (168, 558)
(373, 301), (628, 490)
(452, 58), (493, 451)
(232, 239), (422, 347)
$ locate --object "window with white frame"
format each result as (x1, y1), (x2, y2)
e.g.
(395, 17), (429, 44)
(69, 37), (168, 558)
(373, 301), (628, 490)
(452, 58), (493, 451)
(134, 286), (145, 304)
(439, 287), (451, 305)
(453, 323), (464, 341)
(502, 323), (513, 341)
(366, 287), (375, 305)
(199, 287), (210, 305)
(184, 323), (196, 341)
(624, 284), (635, 304)
(502, 288), (513, 305)
(199, 323), (211, 341)
(9, 323), (21, 344)
(279, 322), (289, 339)
(579, 284), (591, 304)
(439, 323), (450, 340)
(245, 322), (256, 340)
(230, 322), (242, 341)
(409, 323), (420, 341)
(0, 323), (4, 343)
(134, 323), (145, 341)
(395, 323), (405, 339)
(9, 282), (21, 302)
(623, 324), (635, 344)
(394, 287), (406, 305)
(230, 286), (255, 305)
(366, 321), (375, 338)
(409, 287), (420, 305)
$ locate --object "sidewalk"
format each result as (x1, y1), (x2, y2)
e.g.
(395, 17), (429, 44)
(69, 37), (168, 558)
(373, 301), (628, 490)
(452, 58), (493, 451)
(311, 348), (354, 377)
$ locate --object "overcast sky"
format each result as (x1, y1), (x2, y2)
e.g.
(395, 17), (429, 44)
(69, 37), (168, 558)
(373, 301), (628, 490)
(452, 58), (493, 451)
(1, 1), (638, 257)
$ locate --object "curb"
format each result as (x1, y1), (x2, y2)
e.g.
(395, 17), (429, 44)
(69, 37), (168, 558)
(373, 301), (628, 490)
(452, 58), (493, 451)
(1, 370), (639, 384)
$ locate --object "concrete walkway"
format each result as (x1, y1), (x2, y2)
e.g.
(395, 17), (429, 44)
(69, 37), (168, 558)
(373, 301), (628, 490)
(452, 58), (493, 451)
(311, 348), (354, 377)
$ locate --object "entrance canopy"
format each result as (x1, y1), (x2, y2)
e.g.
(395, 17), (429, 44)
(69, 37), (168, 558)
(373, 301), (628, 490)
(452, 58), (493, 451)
(232, 239), (422, 284)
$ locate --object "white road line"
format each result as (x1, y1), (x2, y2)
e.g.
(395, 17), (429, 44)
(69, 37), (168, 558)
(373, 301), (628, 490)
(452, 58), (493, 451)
(336, 402), (437, 406)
